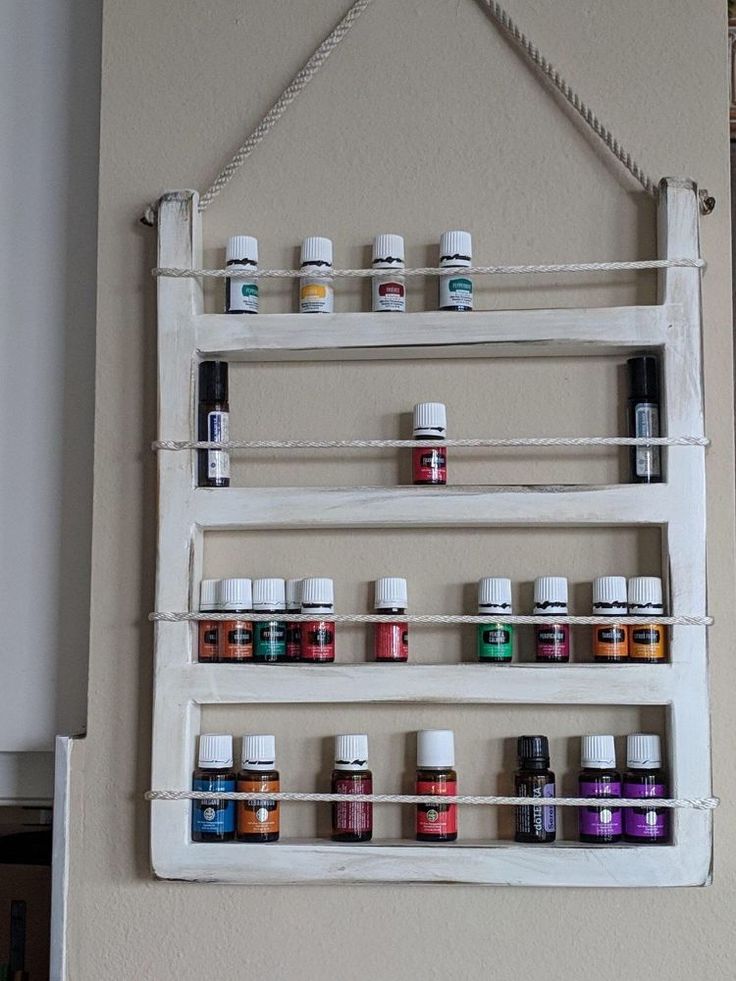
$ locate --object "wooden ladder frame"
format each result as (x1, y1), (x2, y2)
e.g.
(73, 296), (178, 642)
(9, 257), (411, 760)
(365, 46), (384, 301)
(150, 177), (711, 886)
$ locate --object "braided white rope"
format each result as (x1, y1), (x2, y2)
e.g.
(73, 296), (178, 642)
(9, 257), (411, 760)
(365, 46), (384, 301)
(476, 0), (656, 197)
(140, 0), (373, 224)
(149, 612), (711, 626)
(152, 436), (708, 452)
(145, 789), (719, 809)
(141, 0), (715, 225)
(152, 257), (705, 279)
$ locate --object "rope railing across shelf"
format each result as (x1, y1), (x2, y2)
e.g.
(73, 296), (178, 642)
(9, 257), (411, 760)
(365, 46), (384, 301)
(152, 257), (705, 280)
(149, 611), (711, 627)
(152, 436), (709, 452)
(145, 789), (719, 810)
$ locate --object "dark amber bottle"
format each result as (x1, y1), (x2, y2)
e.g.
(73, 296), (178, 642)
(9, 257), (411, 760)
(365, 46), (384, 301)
(415, 729), (458, 842)
(331, 734), (372, 842)
(191, 734), (235, 843)
(237, 734), (279, 843)
(514, 734), (556, 843)
(578, 735), (622, 844)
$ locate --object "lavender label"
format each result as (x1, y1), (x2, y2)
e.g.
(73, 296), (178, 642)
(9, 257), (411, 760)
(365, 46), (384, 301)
(579, 780), (622, 838)
(517, 782), (556, 835)
(623, 781), (669, 839)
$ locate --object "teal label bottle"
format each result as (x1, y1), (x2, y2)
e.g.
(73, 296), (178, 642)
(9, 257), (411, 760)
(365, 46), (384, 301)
(477, 577), (513, 663)
(252, 578), (287, 663)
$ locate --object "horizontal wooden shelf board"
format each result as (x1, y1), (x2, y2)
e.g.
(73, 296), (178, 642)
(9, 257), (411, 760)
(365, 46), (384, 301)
(192, 305), (676, 362)
(191, 483), (671, 530)
(163, 662), (678, 705)
(151, 834), (708, 886)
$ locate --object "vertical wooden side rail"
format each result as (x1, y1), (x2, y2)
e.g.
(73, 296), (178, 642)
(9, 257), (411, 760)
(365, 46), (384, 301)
(657, 178), (711, 883)
(151, 192), (203, 877)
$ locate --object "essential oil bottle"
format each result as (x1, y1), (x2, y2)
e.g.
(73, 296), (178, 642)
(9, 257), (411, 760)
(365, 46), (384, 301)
(438, 230), (473, 310)
(627, 355), (662, 483)
(412, 402), (447, 485)
(628, 576), (667, 662)
(299, 236), (334, 313)
(197, 361), (230, 488)
(237, 734), (279, 842)
(592, 576), (629, 663)
(534, 576), (570, 662)
(191, 733), (235, 842)
(300, 578), (335, 662)
(477, 577), (514, 663)
(372, 234), (406, 312)
(623, 733), (670, 843)
(331, 734), (373, 842)
(252, 578), (286, 663)
(374, 577), (409, 662)
(197, 578), (220, 662)
(225, 235), (258, 314)
(285, 578), (303, 662)
(514, 735), (556, 843)
(578, 735), (622, 844)
(218, 578), (254, 662)
(416, 729), (458, 842)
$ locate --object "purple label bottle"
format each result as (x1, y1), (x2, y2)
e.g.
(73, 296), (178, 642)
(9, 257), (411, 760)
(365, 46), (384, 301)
(623, 733), (670, 843)
(578, 735), (622, 844)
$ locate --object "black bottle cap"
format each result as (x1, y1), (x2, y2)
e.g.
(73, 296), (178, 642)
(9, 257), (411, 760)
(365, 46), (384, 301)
(199, 361), (228, 403)
(627, 356), (659, 402)
(517, 734), (550, 766)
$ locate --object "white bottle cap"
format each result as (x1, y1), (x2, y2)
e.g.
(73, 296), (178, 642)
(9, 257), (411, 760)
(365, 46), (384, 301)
(300, 577), (334, 612)
(627, 733), (662, 769)
(199, 579), (219, 613)
(533, 576), (568, 614)
(439, 230), (472, 262)
(478, 577), (512, 615)
(627, 576), (664, 614)
(226, 235), (258, 264)
(218, 577), (252, 612)
(592, 576), (628, 614)
(252, 578), (286, 612)
(372, 234), (405, 265)
(580, 734), (617, 769)
(374, 577), (408, 610)
(300, 236), (333, 267)
(241, 734), (276, 769)
(417, 729), (455, 768)
(334, 734), (369, 770)
(413, 402), (447, 438)
(198, 733), (233, 769)
(285, 578), (303, 612)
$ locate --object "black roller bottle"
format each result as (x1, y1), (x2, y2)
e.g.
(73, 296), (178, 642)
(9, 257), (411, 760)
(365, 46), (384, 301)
(627, 355), (662, 484)
(198, 361), (230, 488)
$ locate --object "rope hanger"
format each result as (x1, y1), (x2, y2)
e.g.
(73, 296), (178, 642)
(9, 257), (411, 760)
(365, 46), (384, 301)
(140, 0), (714, 226)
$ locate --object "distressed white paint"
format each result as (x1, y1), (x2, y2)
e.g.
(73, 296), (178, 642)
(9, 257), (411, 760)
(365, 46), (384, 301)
(150, 180), (711, 887)
(195, 304), (673, 362)
(50, 735), (75, 981)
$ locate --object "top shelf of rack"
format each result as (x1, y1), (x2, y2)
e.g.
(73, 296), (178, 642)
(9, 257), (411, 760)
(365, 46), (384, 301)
(191, 305), (677, 362)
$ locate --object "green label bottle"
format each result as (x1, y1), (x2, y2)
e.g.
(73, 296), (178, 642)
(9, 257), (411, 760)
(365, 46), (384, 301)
(477, 577), (513, 663)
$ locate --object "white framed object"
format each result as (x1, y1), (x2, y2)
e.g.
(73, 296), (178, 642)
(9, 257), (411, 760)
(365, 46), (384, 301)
(150, 179), (711, 886)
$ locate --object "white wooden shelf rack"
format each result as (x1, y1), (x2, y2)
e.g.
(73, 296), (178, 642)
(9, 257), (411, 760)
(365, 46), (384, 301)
(151, 178), (712, 886)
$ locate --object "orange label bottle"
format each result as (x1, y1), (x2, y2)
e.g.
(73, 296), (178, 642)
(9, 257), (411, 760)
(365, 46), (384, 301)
(592, 576), (629, 663)
(628, 576), (667, 662)
(237, 734), (279, 842)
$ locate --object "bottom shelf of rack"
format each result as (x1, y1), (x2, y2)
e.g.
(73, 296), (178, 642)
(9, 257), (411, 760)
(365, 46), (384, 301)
(151, 832), (710, 887)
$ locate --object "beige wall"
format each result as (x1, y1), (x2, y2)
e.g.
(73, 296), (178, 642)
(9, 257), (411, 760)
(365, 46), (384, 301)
(68, 1), (734, 977)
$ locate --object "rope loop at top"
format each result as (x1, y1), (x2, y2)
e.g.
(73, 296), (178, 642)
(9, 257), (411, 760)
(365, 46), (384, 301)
(139, 0), (713, 225)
